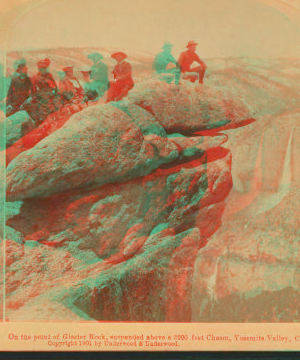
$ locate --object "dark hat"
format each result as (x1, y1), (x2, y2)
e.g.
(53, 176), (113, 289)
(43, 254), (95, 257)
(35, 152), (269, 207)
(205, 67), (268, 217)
(13, 58), (26, 70)
(16, 64), (27, 73)
(186, 41), (198, 47)
(87, 53), (103, 61)
(111, 52), (127, 60)
(162, 42), (173, 49)
(62, 66), (73, 72)
(16, 62), (27, 72)
(37, 58), (51, 69)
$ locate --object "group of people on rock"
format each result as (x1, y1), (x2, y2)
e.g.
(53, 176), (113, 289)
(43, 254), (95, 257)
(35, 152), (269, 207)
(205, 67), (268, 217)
(5, 51), (135, 124)
(5, 40), (206, 125)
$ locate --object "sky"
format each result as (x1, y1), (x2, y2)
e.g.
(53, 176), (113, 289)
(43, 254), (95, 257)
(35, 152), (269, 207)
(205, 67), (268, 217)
(4, 0), (300, 58)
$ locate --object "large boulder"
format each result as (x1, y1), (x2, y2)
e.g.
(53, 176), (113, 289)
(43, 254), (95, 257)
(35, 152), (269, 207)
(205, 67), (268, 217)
(6, 99), (231, 201)
(6, 103), (179, 200)
(6, 146), (232, 321)
(128, 79), (254, 133)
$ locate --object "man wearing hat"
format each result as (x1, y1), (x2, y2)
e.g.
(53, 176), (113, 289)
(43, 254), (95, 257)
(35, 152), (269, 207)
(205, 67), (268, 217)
(87, 53), (109, 99)
(29, 58), (62, 124)
(6, 59), (33, 117)
(58, 66), (84, 113)
(152, 42), (180, 84)
(178, 41), (207, 84)
(106, 52), (134, 102)
(79, 66), (98, 102)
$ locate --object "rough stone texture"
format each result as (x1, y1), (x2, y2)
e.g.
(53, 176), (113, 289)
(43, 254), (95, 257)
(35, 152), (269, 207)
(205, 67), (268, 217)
(5, 109), (72, 165)
(6, 97), (234, 201)
(128, 79), (254, 133)
(192, 187), (300, 322)
(6, 103), (177, 200)
(4, 54), (299, 322)
(5, 111), (35, 148)
(6, 148), (231, 321)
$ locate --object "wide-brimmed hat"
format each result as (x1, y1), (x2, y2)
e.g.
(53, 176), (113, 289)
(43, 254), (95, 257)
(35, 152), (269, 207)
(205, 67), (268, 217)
(186, 41), (198, 48)
(87, 53), (103, 61)
(62, 66), (73, 72)
(162, 42), (173, 50)
(111, 52), (127, 60)
(37, 58), (51, 69)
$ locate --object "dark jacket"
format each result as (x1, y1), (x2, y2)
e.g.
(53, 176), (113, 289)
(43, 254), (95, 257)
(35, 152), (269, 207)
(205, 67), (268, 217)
(6, 75), (33, 110)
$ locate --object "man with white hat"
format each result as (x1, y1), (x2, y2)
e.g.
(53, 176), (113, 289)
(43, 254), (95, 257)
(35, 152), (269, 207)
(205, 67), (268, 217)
(58, 66), (84, 113)
(178, 41), (207, 84)
(152, 42), (180, 84)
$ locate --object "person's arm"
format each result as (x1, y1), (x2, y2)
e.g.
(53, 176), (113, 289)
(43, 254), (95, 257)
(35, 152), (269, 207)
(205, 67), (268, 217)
(20, 79), (34, 109)
(195, 53), (206, 68)
(31, 76), (39, 94)
(28, 78), (33, 96)
(48, 74), (58, 91)
(169, 54), (177, 65)
(177, 52), (185, 71)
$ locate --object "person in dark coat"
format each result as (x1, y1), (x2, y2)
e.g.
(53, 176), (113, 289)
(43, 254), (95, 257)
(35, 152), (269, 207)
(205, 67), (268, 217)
(6, 60), (33, 117)
(178, 41), (207, 84)
(29, 58), (62, 125)
(106, 52), (134, 102)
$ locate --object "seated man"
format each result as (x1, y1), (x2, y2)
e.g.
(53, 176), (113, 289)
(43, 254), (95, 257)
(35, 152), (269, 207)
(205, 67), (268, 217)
(58, 66), (84, 114)
(178, 41), (207, 84)
(152, 42), (180, 84)
(87, 53), (109, 98)
(80, 66), (98, 103)
(29, 58), (62, 125)
(6, 59), (33, 117)
(106, 52), (134, 102)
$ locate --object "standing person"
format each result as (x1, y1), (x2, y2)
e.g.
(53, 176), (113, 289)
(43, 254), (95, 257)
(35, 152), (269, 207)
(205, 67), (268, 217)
(178, 41), (207, 84)
(106, 52), (134, 102)
(29, 58), (62, 125)
(87, 53), (109, 99)
(152, 42), (180, 84)
(58, 66), (84, 113)
(6, 60), (33, 117)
